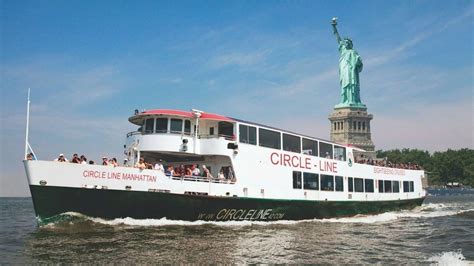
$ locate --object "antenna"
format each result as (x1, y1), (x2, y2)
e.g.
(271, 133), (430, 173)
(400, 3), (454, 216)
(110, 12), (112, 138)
(24, 88), (31, 160)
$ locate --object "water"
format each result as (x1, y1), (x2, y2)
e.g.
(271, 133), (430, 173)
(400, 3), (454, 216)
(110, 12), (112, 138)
(1, 193), (473, 264)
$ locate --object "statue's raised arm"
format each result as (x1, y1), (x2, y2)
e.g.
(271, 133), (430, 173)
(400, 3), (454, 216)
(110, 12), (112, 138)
(331, 17), (342, 44)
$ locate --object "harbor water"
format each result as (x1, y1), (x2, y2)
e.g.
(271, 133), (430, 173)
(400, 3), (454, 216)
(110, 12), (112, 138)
(1, 192), (473, 264)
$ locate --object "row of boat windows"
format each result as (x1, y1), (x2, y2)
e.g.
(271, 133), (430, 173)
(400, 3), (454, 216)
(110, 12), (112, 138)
(292, 171), (415, 193)
(143, 118), (192, 134)
(240, 125), (346, 160)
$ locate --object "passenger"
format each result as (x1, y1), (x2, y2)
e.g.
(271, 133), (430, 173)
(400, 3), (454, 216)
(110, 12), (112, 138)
(102, 156), (109, 166)
(202, 165), (213, 179)
(89, 160), (95, 164)
(135, 157), (146, 170)
(191, 164), (200, 176)
(112, 158), (119, 167)
(80, 155), (88, 164)
(54, 154), (68, 162)
(26, 153), (33, 160)
(71, 154), (81, 164)
(108, 159), (115, 167)
(218, 168), (225, 180)
(146, 162), (153, 169)
(325, 152), (331, 159)
(166, 166), (175, 176)
(174, 166), (181, 176)
(185, 166), (192, 176)
(154, 159), (164, 172)
(179, 165), (186, 177)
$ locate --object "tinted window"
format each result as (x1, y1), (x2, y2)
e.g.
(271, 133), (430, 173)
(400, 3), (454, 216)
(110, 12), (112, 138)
(303, 173), (319, 190)
(393, 181), (400, 193)
(335, 176), (344, 192)
(384, 180), (392, 193)
(184, 120), (191, 134)
(334, 146), (346, 161)
(218, 122), (234, 137)
(365, 179), (374, 193)
(293, 171), (302, 189)
(145, 118), (154, 134)
(348, 177), (354, 192)
(321, 175), (334, 191)
(239, 125), (248, 143)
(355, 178), (364, 192)
(378, 180), (384, 193)
(156, 118), (168, 133)
(259, 128), (281, 149)
(319, 142), (333, 159)
(283, 134), (301, 153)
(170, 119), (183, 133)
(302, 138), (318, 156)
(403, 181), (409, 192)
(410, 181), (414, 192)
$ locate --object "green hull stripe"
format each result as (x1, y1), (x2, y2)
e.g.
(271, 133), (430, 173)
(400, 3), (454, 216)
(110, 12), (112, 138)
(29, 185), (425, 221)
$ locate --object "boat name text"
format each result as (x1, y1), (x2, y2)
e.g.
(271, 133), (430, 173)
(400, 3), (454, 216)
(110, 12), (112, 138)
(197, 208), (285, 221)
(270, 152), (338, 173)
(82, 170), (157, 182)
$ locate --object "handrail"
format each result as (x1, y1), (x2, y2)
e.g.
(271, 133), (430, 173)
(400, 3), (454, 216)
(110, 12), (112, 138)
(169, 174), (236, 184)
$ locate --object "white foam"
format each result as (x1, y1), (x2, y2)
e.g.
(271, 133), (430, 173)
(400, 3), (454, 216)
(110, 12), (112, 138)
(89, 216), (307, 227)
(427, 250), (470, 265)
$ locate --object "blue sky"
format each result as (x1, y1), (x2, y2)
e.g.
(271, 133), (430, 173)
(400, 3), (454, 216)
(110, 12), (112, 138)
(1, 0), (473, 196)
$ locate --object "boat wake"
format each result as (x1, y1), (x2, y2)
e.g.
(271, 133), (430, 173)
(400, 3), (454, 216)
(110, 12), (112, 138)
(427, 250), (471, 265)
(38, 202), (473, 228)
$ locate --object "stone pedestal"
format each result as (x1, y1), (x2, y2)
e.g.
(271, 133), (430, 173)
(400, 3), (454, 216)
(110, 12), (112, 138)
(328, 107), (376, 159)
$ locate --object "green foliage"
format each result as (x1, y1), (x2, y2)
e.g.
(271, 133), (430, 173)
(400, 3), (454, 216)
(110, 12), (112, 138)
(376, 148), (474, 187)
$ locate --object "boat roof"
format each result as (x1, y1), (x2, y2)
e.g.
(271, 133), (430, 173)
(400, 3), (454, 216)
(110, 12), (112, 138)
(129, 109), (362, 149)
(128, 109), (235, 124)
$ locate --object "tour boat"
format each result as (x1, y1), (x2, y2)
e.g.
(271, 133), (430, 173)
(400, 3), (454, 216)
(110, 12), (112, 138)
(24, 107), (427, 222)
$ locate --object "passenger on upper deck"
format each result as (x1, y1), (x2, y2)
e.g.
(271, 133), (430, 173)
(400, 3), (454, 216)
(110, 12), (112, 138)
(202, 165), (213, 179)
(80, 155), (87, 164)
(71, 154), (81, 164)
(154, 159), (164, 172)
(165, 165), (175, 176)
(185, 166), (192, 176)
(135, 158), (146, 170)
(102, 157), (109, 166)
(54, 154), (68, 162)
(191, 164), (200, 176)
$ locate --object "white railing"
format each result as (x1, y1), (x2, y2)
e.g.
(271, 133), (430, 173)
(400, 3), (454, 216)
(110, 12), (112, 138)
(169, 174), (235, 184)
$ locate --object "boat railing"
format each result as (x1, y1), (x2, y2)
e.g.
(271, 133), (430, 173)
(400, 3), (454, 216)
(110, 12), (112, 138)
(126, 130), (193, 138)
(169, 174), (235, 184)
(198, 134), (235, 141)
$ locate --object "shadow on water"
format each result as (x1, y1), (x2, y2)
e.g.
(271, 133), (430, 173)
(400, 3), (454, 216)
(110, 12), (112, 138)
(1, 194), (473, 264)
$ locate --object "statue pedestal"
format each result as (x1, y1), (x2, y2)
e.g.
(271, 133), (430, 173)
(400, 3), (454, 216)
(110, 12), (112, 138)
(328, 107), (375, 160)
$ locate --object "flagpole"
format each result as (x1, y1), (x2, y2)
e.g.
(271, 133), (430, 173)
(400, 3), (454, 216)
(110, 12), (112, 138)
(24, 88), (31, 160)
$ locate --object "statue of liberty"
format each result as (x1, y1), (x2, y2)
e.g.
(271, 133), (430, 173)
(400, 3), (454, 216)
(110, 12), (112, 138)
(331, 18), (366, 108)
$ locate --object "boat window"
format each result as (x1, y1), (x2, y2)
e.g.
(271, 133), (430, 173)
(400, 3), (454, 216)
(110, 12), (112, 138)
(321, 175), (334, 191)
(156, 118), (168, 133)
(354, 178), (364, 192)
(145, 118), (154, 134)
(378, 180), (384, 193)
(184, 120), (191, 134)
(283, 134), (301, 153)
(293, 171), (302, 189)
(170, 119), (183, 133)
(393, 180), (400, 193)
(259, 128), (281, 150)
(319, 142), (333, 159)
(334, 146), (346, 161)
(348, 177), (354, 192)
(335, 176), (343, 191)
(209, 127), (214, 135)
(384, 180), (392, 193)
(410, 181), (414, 192)
(365, 179), (374, 193)
(302, 138), (318, 156)
(218, 122), (234, 137)
(403, 181), (409, 192)
(303, 172), (319, 190)
(239, 125), (257, 145)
